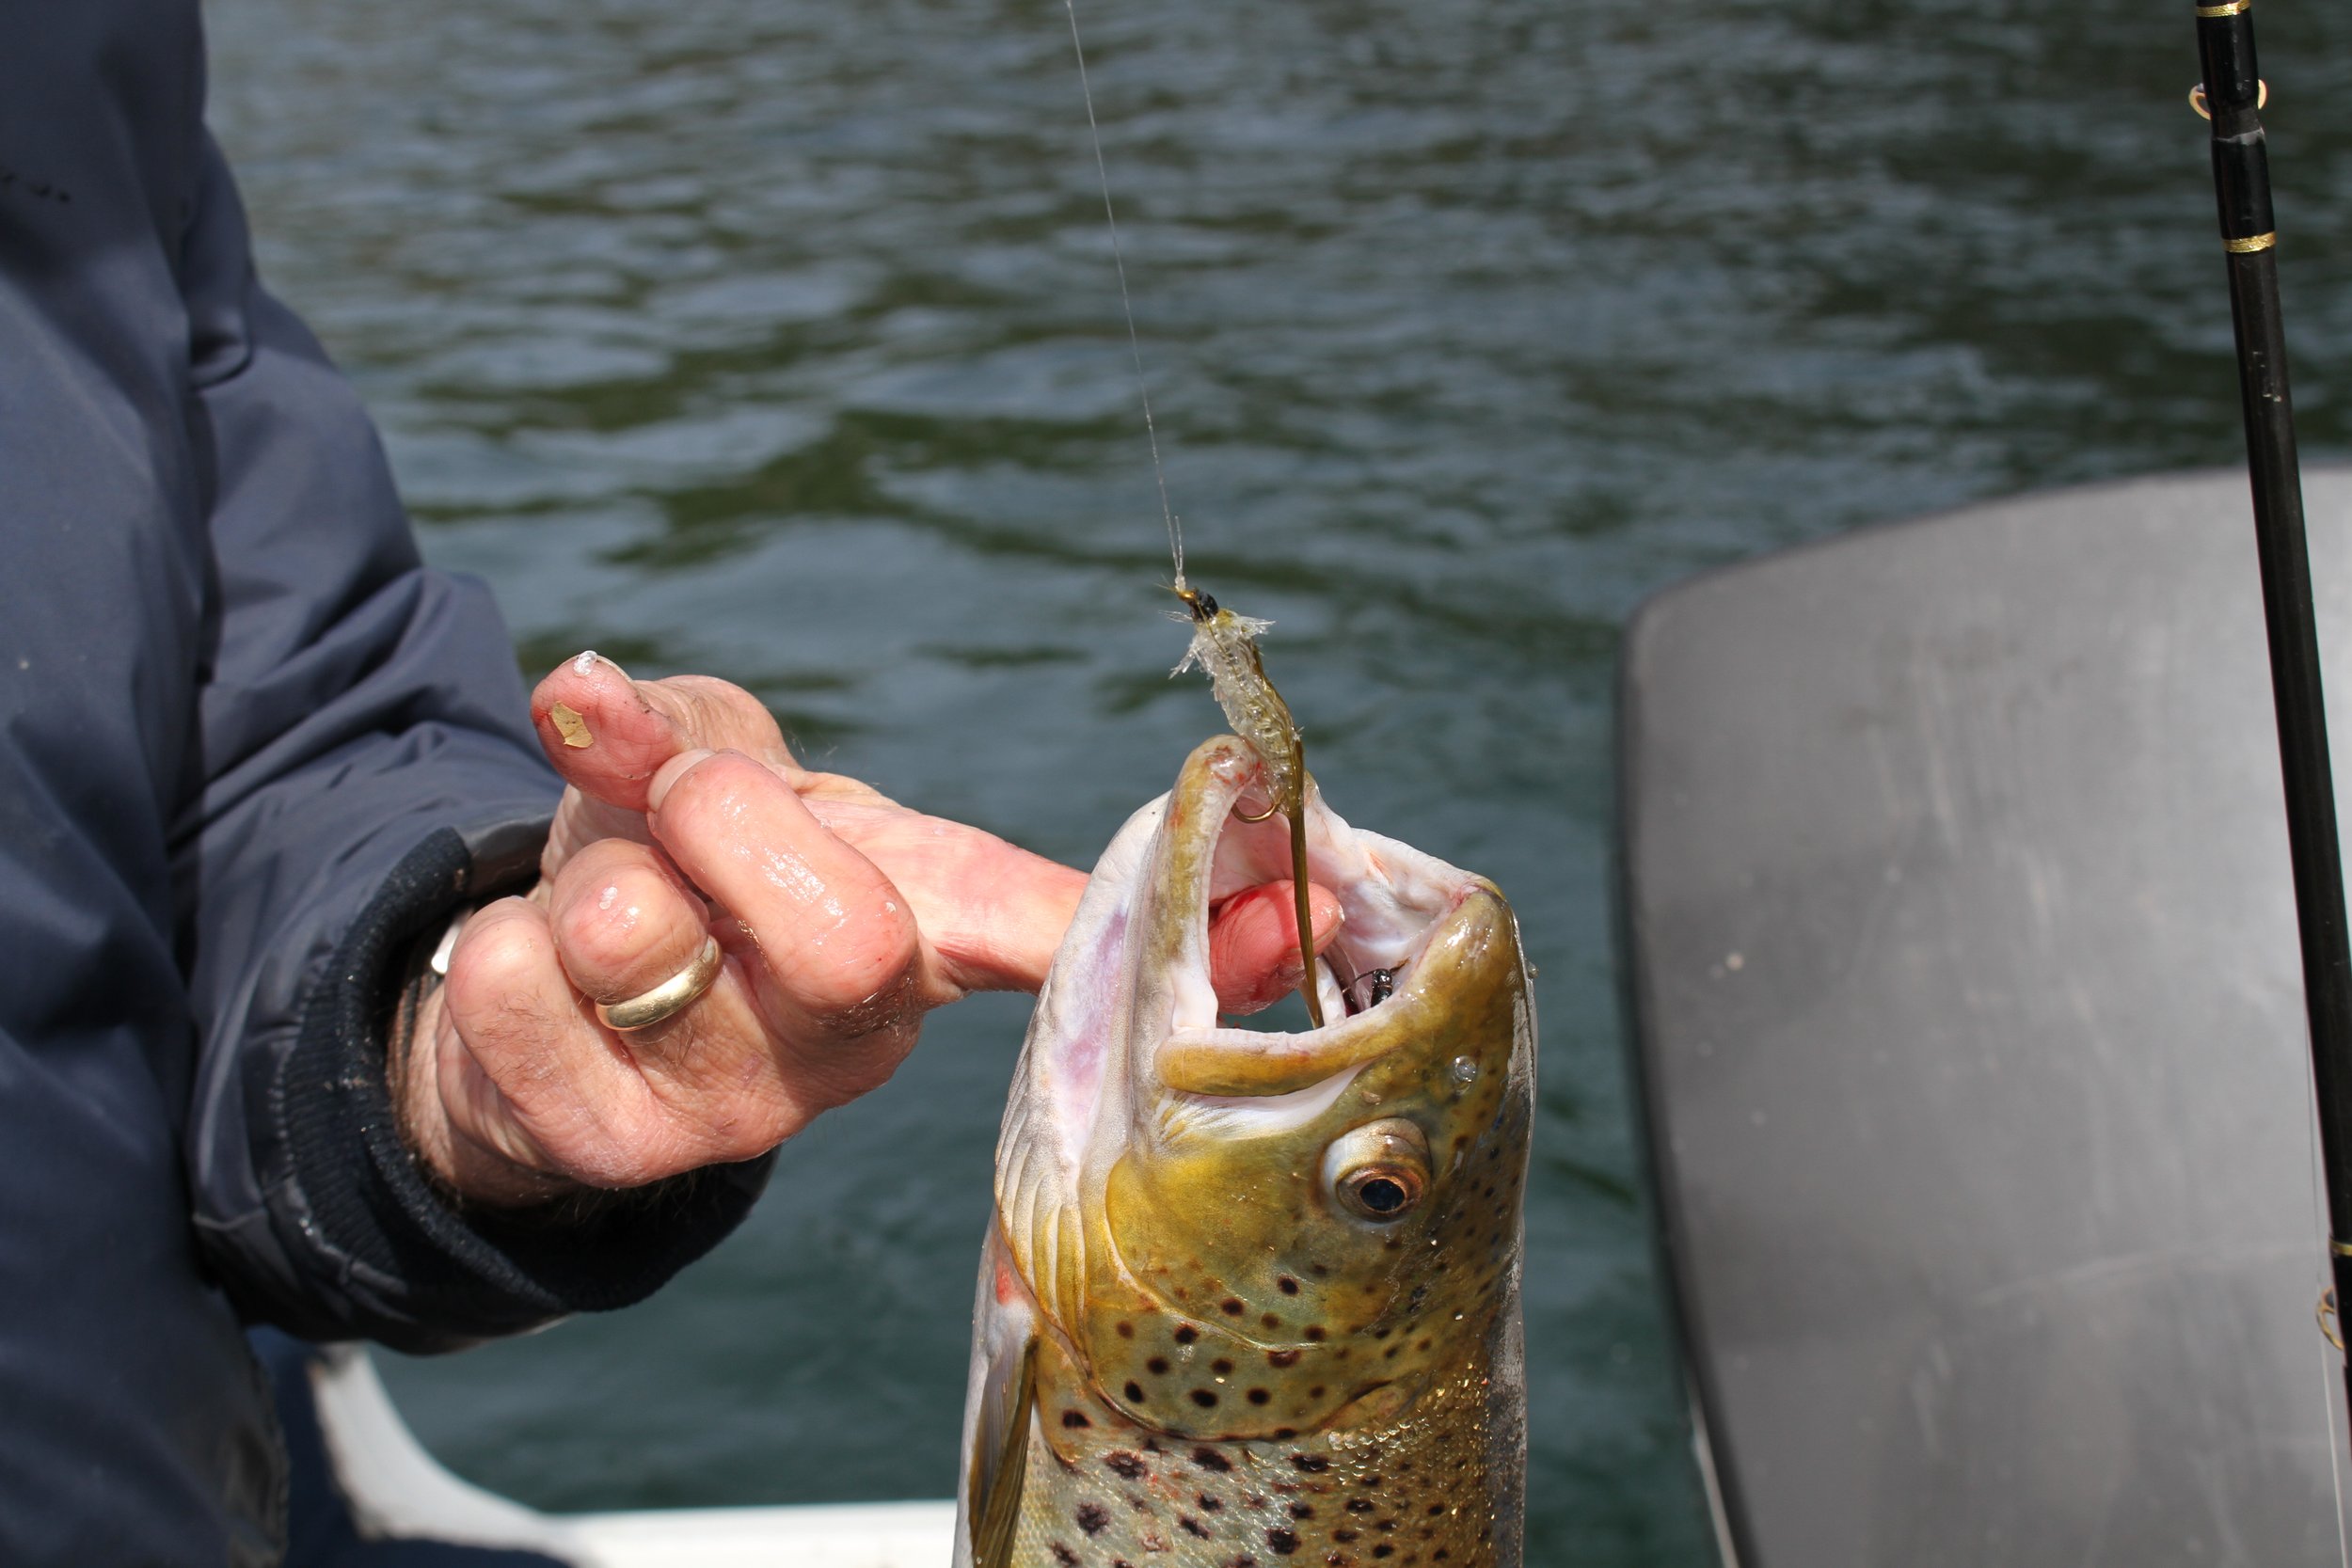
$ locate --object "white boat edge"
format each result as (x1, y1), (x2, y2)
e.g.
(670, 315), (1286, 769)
(309, 1344), (956, 1568)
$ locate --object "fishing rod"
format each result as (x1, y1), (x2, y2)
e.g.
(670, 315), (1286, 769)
(2189, 0), (2352, 1430)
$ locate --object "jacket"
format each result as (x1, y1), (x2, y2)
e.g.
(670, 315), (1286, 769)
(0, 5), (768, 1561)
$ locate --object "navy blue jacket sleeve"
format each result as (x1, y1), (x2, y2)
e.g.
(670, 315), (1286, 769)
(169, 133), (770, 1352)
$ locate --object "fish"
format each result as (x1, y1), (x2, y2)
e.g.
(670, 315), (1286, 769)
(956, 734), (1536, 1568)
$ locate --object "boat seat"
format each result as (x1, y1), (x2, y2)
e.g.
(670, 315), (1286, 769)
(1620, 468), (2352, 1566)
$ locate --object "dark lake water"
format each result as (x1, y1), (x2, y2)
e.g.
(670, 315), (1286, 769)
(206, 0), (2352, 1560)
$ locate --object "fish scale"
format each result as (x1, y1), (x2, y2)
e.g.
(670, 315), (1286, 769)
(1008, 1369), (1514, 1568)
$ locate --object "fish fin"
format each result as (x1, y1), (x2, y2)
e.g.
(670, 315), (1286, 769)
(968, 1332), (1037, 1568)
(960, 1225), (1040, 1568)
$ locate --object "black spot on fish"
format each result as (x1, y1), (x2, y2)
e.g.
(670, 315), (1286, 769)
(1181, 1516), (1211, 1539)
(1105, 1451), (1147, 1480)
(1267, 1528), (1302, 1556)
(1272, 1427), (1297, 1439)
(1268, 1349), (1301, 1369)
(1213, 1358), (1235, 1375)
(1305, 1326), (1327, 1342)
(1291, 1454), (1330, 1474)
(1247, 1388), (1271, 1405)
(1290, 1503), (1316, 1520)
(1174, 1326), (1200, 1345)
(1126, 1382), (1147, 1402)
(1116, 1322), (1135, 1338)
(1192, 1389), (1219, 1408)
(1193, 1448), (1233, 1472)
(1148, 1356), (1171, 1374)
(1062, 1410), (1092, 1428)
(1052, 1546), (1079, 1566)
(1221, 1298), (1246, 1316)
(1308, 1385), (1326, 1398)
(1373, 1549), (1393, 1560)
(1263, 1313), (1281, 1330)
(1278, 1275), (1300, 1295)
(1227, 1558), (1258, 1568)
(1076, 1502), (1111, 1534)
(1334, 1529), (1359, 1544)
(1199, 1492), (1224, 1511)
(1425, 1504), (1445, 1517)
(1347, 1499), (1375, 1513)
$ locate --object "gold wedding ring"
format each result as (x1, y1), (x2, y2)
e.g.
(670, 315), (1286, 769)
(596, 936), (724, 1032)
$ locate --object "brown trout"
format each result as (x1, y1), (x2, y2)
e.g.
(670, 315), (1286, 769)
(956, 735), (1535, 1568)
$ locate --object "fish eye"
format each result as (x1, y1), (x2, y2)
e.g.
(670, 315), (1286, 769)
(1324, 1119), (1430, 1224)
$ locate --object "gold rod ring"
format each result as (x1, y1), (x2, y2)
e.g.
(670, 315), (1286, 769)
(2224, 231), (2278, 255)
(2189, 80), (2267, 120)
(2196, 0), (2249, 16)
(596, 936), (724, 1032)
(2331, 1238), (2352, 1258)
(2322, 1287), (2344, 1353)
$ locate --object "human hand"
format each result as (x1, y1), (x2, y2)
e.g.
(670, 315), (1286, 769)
(399, 654), (1344, 1206)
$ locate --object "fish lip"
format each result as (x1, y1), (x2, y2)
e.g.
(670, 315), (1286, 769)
(1149, 736), (1486, 1094)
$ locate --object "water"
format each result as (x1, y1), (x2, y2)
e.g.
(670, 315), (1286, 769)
(203, 0), (2352, 1560)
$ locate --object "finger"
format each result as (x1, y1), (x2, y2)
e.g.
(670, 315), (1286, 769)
(646, 749), (942, 1097)
(530, 654), (802, 813)
(544, 836), (712, 1007)
(1207, 879), (1346, 1016)
(798, 793), (1087, 995)
(437, 896), (677, 1186)
(438, 895), (808, 1188)
(542, 836), (811, 1102)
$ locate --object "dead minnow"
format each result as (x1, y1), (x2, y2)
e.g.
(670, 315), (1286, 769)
(957, 735), (1536, 1567)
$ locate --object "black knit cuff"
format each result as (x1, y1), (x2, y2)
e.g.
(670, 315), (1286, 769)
(273, 818), (772, 1351)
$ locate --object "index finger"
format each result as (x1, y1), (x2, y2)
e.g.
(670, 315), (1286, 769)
(530, 653), (804, 813)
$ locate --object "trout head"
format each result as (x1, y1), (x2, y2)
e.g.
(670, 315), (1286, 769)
(983, 735), (1534, 1461)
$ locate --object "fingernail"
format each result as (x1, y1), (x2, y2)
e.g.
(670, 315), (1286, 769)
(646, 748), (716, 812)
(572, 649), (631, 680)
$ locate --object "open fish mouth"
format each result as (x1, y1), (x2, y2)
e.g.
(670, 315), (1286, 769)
(1141, 734), (1501, 1107)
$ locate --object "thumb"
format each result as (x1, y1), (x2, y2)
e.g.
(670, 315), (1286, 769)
(530, 653), (801, 814)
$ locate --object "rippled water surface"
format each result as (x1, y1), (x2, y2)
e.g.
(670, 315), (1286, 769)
(207, 0), (2352, 1560)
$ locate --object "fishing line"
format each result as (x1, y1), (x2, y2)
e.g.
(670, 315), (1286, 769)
(1062, 0), (1184, 584)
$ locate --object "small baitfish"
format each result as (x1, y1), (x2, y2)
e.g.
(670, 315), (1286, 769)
(957, 735), (1536, 1568)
